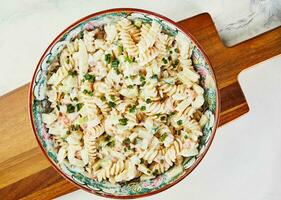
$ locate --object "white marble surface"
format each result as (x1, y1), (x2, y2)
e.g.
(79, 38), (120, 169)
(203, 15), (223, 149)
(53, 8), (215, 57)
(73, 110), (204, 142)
(0, 1), (281, 199)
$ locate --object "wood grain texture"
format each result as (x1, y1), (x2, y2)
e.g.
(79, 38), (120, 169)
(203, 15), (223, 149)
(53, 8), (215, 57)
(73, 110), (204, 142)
(0, 13), (281, 199)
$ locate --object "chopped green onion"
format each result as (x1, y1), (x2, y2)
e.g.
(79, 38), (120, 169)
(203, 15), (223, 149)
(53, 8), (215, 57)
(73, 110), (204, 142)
(184, 135), (189, 139)
(108, 101), (116, 108)
(108, 140), (115, 147)
(140, 106), (146, 111)
(66, 104), (75, 113)
(151, 74), (158, 79)
(105, 54), (112, 64)
(76, 103), (84, 111)
(119, 118), (128, 126)
(124, 56), (133, 63)
(71, 124), (80, 131)
(83, 89), (93, 96)
(73, 97), (78, 101)
(68, 70), (78, 77)
(160, 133), (168, 142)
(122, 138), (130, 146)
(177, 119), (183, 125)
(140, 75), (146, 82)
(129, 105), (137, 113)
(152, 169), (159, 176)
(127, 85), (133, 89)
(162, 58), (168, 64)
(145, 98), (152, 104)
(168, 111), (176, 118)
(84, 73), (95, 82)
(111, 59), (119, 69)
(141, 81), (146, 87)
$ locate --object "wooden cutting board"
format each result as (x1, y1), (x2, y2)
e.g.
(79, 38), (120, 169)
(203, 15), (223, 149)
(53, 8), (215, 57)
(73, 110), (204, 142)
(0, 13), (281, 200)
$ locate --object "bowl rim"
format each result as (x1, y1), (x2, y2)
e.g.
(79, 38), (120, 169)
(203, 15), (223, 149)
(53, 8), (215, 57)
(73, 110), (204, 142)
(28, 8), (220, 199)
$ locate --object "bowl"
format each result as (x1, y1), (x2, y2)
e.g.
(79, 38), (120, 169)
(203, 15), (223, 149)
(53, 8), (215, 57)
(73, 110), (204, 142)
(29, 8), (220, 199)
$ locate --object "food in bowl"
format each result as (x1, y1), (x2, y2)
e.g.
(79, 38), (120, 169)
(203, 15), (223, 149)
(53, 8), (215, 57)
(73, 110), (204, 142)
(30, 9), (218, 198)
(43, 16), (207, 183)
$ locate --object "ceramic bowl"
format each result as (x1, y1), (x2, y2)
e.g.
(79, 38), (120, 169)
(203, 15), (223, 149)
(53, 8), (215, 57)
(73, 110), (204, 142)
(29, 8), (220, 199)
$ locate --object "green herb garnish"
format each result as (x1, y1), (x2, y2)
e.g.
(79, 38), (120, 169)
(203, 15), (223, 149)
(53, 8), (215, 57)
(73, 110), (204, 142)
(127, 85), (133, 89)
(73, 97), (78, 101)
(168, 111), (176, 118)
(162, 58), (168, 64)
(111, 59), (120, 69)
(68, 70), (78, 77)
(145, 98), (152, 104)
(66, 104), (75, 113)
(141, 81), (146, 87)
(76, 103), (84, 111)
(160, 132), (168, 142)
(177, 119), (183, 126)
(184, 135), (189, 139)
(119, 118), (128, 126)
(151, 74), (158, 79)
(71, 124), (80, 131)
(140, 75), (146, 82)
(124, 56), (133, 63)
(122, 138), (130, 146)
(129, 105), (137, 113)
(84, 73), (95, 82)
(152, 169), (159, 176)
(83, 89), (93, 96)
(140, 106), (146, 111)
(108, 140), (115, 147)
(105, 54), (112, 64)
(108, 101), (116, 108)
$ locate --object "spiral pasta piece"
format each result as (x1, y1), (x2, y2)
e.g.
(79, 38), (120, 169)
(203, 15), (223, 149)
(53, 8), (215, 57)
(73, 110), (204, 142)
(119, 29), (139, 57)
(117, 18), (141, 42)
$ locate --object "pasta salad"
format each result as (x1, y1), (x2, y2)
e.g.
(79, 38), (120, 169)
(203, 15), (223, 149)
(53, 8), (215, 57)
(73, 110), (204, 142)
(43, 17), (209, 183)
